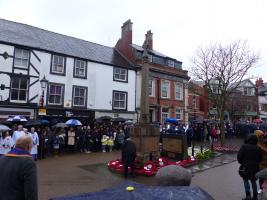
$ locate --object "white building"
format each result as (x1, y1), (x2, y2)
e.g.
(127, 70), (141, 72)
(256, 78), (267, 121)
(0, 18), (137, 122)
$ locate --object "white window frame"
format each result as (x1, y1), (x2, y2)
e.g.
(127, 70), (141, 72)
(175, 108), (183, 120)
(10, 78), (28, 102)
(113, 67), (127, 82)
(14, 48), (30, 68)
(161, 107), (169, 124)
(161, 80), (170, 98)
(175, 82), (183, 100)
(148, 79), (154, 97)
(48, 84), (64, 105)
(73, 86), (87, 107)
(113, 91), (127, 110)
(74, 59), (86, 78)
(51, 55), (65, 74)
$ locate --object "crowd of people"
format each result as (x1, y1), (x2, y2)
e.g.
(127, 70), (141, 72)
(0, 122), (132, 160)
(238, 128), (267, 200)
(162, 121), (235, 147)
(0, 119), (137, 200)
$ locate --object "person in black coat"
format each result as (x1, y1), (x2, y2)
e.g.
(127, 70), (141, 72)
(238, 134), (263, 200)
(121, 137), (136, 178)
(186, 125), (194, 147)
(80, 126), (89, 153)
(0, 135), (38, 200)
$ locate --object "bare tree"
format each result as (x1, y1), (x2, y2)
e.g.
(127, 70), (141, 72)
(190, 40), (259, 145)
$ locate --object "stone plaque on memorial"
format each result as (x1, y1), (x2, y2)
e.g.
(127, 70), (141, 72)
(162, 134), (188, 160)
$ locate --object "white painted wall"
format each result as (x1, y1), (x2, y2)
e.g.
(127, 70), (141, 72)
(89, 62), (136, 111)
(0, 44), (13, 73)
(0, 44), (13, 101)
(259, 96), (267, 116)
(0, 43), (137, 116)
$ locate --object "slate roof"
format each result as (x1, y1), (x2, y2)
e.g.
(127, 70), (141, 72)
(0, 18), (134, 69)
(229, 79), (255, 89)
(132, 44), (182, 63)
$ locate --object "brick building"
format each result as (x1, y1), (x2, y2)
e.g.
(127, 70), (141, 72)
(115, 20), (190, 124)
(226, 79), (258, 122)
(188, 81), (209, 121)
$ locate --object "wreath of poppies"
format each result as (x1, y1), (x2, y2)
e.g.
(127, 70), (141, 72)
(108, 156), (197, 176)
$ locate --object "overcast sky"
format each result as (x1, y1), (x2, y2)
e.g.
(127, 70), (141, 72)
(0, 0), (266, 81)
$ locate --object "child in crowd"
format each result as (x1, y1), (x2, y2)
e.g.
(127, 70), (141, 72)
(101, 135), (108, 152)
(107, 136), (114, 152)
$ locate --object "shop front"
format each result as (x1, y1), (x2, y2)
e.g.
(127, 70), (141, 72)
(0, 105), (37, 121)
(40, 108), (95, 125)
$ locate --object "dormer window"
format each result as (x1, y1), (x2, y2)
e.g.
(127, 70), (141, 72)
(167, 60), (174, 67)
(153, 56), (165, 65)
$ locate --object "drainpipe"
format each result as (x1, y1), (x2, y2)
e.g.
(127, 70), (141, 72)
(135, 68), (138, 123)
(157, 79), (161, 122)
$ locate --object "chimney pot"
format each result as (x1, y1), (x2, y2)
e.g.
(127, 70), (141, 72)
(145, 30), (153, 50)
(256, 77), (264, 87)
(121, 19), (132, 37)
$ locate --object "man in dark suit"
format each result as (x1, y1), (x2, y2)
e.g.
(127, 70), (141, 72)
(0, 135), (38, 200)
(122, 137), (136, 178)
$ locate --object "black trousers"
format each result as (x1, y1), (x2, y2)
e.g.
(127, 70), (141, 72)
(124, 156), (135, 178)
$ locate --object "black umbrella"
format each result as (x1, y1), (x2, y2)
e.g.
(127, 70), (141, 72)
(96, 116), (113, 120)
(54, 123), (68, 128)
(95, 116), (113, 123)
(0, 121), (12, 126)
(112, 117), (127, 122)
(25, 119), (49, 127)
(50, 182), (214, 200)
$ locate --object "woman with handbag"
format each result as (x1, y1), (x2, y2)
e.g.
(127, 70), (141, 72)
(238, 134), (263, 200)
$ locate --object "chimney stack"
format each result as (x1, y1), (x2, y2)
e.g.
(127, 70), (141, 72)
(256, 78), (264, 87)
(121, 19), (132, 44)
(145, 30), (153, 50)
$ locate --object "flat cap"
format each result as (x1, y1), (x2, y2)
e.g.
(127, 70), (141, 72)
(256, 168), (267, 179)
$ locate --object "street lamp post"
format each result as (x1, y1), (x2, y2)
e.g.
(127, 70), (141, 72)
(39, 75), (48, 108)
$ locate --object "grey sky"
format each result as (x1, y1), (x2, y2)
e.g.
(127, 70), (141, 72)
(0, 0), (266, 81)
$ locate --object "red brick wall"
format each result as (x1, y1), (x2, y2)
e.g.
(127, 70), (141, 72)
(226, 92), (258, 120)
(149, 77), (186, 122)
(188, 83), (209, 119)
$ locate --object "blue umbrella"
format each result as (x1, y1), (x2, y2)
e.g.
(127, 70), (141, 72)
(165, 118), (181, 124)
(50, 182), (214, 200)
(7, 115), (27, 122)
(65, 119), (82, 126)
